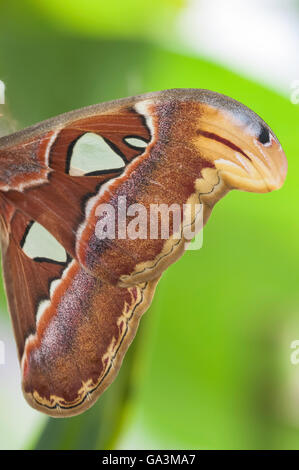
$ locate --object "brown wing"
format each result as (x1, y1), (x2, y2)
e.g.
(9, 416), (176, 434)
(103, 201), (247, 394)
(0, 197), (158, 416)
(2, 107), (151, 283)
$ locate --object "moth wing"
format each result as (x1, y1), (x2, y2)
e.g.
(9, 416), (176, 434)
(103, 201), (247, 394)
(0, 203), (67, 359)
(0, 201), (158, 416)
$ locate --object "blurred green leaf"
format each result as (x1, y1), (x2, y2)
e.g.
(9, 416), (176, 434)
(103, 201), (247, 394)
(1, 1), (299, 450)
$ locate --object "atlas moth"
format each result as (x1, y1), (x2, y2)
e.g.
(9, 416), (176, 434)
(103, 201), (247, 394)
(0, 89), (287, 416)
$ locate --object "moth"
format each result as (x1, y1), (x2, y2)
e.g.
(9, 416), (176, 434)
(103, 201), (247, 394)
(0, 89), (287, 417)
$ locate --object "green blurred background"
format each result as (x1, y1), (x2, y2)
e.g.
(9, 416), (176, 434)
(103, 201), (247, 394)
(0, 0), (299, 450)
